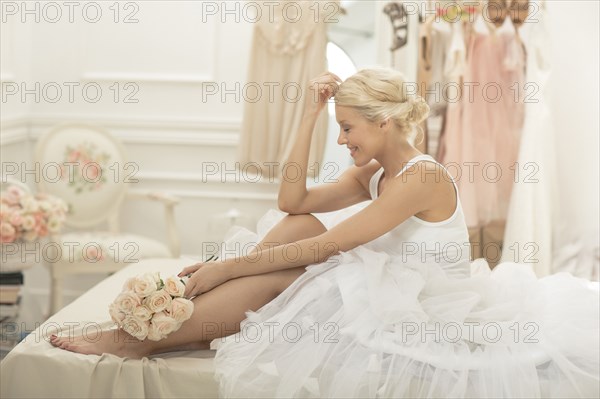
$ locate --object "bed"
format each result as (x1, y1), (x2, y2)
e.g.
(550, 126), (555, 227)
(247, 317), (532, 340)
(1, 258), (599, 399)
(0, 258), (218, 399)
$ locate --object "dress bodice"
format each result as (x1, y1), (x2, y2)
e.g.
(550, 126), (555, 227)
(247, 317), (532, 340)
(365, 154), (471, 278)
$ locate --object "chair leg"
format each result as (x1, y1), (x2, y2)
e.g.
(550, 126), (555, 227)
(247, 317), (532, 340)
(49, 275), (63, 315)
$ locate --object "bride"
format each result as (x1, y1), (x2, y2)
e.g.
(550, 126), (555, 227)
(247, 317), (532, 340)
(51, 68), (599, 398)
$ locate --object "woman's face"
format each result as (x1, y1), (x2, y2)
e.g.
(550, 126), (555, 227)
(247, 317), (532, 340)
(335, 105), (381, 166)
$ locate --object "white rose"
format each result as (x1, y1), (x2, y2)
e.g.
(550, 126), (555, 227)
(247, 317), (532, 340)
(39, 201), (51, 212)
(163, 276), (186, 297)
(133, 273), (158, 298)
(151, 272), (161, 284)
(169, 297), (194, 323)
(114, 290), (141, 313)
(109, 303), (126, 324)
(122, 277), (136, 291)
(21, 215), (36, 231)
(47, 217), (62, 233)
(21, 197), (40, 213)
(143, 289), (172, 313)
(121, 316), (149, 341)
(132, 305), (152, 321)
(146, 311), (179, 341)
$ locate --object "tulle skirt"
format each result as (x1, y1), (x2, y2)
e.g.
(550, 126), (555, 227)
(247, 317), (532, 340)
(210, 208), (599, 398)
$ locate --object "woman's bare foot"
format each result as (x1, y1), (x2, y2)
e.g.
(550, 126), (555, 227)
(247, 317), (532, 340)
(49, 328), (152, 359)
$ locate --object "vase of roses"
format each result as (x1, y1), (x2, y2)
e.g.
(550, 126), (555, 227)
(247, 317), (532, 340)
(0, 184), (68, 271)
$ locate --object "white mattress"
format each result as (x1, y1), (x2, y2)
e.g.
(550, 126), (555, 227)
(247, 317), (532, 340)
(0, 258), (219, 399)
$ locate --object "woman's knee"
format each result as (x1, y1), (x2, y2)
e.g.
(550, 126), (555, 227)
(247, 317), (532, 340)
(269, 214), (327, 245)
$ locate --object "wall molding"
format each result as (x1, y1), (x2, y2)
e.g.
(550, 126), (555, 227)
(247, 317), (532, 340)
(130, 187), (277, 201)
(0, 73), (16, 83)
(0, 116), (29, 145)
(27, 114), (241, 131)
(81, 72), (213, 84)
(21, 114), (242, 146)
(135, 171), (280, 186)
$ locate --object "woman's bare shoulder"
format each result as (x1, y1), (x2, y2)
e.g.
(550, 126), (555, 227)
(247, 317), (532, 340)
(346, 160), (382, 192)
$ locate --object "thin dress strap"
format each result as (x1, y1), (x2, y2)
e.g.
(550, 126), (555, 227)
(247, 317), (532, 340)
(371, 154), (440, 200)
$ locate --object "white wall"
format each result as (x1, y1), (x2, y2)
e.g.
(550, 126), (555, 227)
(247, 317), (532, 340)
(547, 1), (600, 272)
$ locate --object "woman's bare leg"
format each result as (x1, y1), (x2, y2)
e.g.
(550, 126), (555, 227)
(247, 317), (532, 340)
(50, 214), (327, 358)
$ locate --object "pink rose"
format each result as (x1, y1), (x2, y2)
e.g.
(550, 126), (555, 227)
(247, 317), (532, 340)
(8, 212), (22, 227)
(147, 311), (179, 341)
(163, 276), (186, 297)
(143, 289), (172, 313)
(83, 245), (104, 262)
(115, 291), (141, 313)
(36, 223), (48, 238)
(169, 297), (194, 323)
(7, 186), (24, 199)
(0, 222), (16, 243)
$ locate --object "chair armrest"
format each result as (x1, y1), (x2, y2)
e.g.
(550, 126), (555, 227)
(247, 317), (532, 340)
(126, 190), (180, 206)
(125, 190), (181, 258)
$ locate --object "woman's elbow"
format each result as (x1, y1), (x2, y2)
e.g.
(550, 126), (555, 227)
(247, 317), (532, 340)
(277, 198), (293, 213)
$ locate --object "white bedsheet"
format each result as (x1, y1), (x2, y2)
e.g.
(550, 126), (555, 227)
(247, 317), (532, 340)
(0, 258), (218, 399)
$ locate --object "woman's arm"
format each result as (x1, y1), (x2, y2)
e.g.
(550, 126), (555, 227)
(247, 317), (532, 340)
(229, 163), (446, 278)
(277, 72), (342, 212)
(181, 162), (450, 297)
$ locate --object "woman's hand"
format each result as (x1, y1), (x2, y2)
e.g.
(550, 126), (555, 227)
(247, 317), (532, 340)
(178, 260), (231, 298)
(304, 71), (343, 116)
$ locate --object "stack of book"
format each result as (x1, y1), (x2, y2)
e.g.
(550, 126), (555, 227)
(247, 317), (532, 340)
(1, 272), (24, 354)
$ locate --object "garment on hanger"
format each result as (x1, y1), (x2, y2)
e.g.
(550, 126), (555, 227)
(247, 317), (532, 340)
(236, 1), (333, 179)
(424, 18), (453, 157)
(435, 19), (467, 163)
(442, 13), (525, 228)
(501, 4), (557, 276)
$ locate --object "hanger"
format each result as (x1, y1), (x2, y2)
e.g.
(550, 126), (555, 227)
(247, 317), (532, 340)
(508, 0), (530, 27)
(486, 0), (530, 28)
(383, 2), (409, 51)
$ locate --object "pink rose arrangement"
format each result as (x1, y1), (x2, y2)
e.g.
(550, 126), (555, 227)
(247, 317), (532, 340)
(0, 184), (68, 243)
(109, 272), (194, 341)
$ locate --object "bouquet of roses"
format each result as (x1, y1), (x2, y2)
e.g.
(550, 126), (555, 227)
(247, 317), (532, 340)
(0, 184), (68, 243)
(109, 271), (194, 341)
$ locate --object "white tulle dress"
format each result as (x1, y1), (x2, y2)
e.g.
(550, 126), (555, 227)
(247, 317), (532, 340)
(210, 155), (599, 398)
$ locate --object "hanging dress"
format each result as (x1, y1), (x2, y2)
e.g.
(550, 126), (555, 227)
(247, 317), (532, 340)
(501, 5), (557, 276)
(442, 13), (525, 228)
(236, 1), (334, 180)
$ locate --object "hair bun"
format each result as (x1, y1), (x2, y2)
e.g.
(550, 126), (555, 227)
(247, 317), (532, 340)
(406, 95), (430, 126)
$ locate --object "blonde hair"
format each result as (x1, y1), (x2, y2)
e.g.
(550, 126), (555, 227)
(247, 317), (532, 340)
(334, 67), (430, 143)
